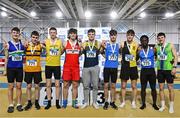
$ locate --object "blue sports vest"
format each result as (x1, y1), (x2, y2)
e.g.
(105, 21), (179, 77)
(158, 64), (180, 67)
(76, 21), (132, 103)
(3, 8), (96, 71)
(7, 40), (24, 68)
(104, 42), (119, 68)
(139, 47), (154, 68)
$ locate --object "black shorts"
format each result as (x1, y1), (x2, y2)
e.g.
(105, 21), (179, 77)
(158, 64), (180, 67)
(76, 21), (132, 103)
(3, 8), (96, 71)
(157, 70), (174, 84)
(140, 68), (156, 84)
(103, 68), (118, 83)
(24, 72), (42, 84)
(120, 66), (138, 80)
(7, 68), (23, 83)
(45, 66), (61, 80)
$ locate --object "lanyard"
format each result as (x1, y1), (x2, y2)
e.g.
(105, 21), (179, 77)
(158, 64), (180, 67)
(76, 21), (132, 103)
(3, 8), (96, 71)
(30, 43), (36, 54)
(126, 41), (131, 53)
(69, 40), (77, 50)
(11, 41), (20, 51)
(160, 43), (167, 54)
(142, 46), (149, 58)
(88, 40), (95, 52)
(110, 42), (117, 54)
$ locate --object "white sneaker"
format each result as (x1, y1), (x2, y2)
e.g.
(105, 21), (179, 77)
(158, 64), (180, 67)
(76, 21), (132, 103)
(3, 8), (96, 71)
(93, 102), (99, 109)
(131, 102), (136, 109)
(81, 103), (88, 109)
(119, 102), (125, 108)
(159, 107), (165, 112)
(169, 106), (174, 114)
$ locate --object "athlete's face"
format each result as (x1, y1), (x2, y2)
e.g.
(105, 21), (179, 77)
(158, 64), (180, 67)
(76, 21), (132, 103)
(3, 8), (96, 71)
(31, 35), (39, 44)
(69, 32), (77, 40)
(49, 30), (57, 39)
(157, 35), (165, 45)
(88, 32), (95, 41)
(126, 33), (134, 42)
(11, 30), (20, 41)
(110, 34), (117, 42)
(141, 37), (148, 48)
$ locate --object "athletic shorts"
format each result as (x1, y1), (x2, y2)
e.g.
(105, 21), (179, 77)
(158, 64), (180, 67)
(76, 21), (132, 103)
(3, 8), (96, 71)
(24, 72), (42, 84)
(140, 68), (156, 83)
(103, 68), (118, 83)
(7, 68), (23, 83)
(120, 66), (138, 80)
(45, 66), (61, 80)
(157, 70), (174, 84)
(63, 66), (80, 81)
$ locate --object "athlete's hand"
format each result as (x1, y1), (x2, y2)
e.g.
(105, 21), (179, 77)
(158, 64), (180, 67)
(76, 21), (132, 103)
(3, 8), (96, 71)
(101, 40), (106, 48)
(2, 39), (8, 49)
(78, 38), (82, 43)
(24, 41), (29, 48)
(171, 68), (176, 75)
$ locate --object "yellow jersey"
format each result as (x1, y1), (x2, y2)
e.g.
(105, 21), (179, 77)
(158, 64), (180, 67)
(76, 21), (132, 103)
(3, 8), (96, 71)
(45, 38), (62, 66)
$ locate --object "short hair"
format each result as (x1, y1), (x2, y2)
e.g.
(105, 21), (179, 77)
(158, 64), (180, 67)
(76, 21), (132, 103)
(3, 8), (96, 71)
(68, 28), (77, 35)
(31, 31), (39, 37)
(157, 32), (166, 37)
(88, 29), (96, 34)
(140, 35), (149, 42)
(109, 29), (117, 35)
(11, 27), (20, 33)
(127, 29), (135, 35)
(49, 27), (57, 32)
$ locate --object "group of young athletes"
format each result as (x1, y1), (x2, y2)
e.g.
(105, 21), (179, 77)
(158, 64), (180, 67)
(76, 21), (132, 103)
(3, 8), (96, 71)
(4, 27), (177, 114)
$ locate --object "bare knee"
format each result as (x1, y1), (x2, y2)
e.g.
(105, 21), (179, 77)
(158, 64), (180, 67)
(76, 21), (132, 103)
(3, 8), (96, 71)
(27, 84), (32, 89)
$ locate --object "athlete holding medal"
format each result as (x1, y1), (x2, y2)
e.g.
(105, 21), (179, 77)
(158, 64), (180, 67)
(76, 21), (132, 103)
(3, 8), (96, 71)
(137, 35), (159, 110)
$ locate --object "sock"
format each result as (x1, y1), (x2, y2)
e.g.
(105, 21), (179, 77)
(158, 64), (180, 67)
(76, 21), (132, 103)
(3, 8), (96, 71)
(63, 100), (67, 108)
(56, 100), (59, 105)
(48, 100), (51, 105)
(72, 99), (76, 107)
(35, 99), (39, 104)
(56, 100), (61, 109)
(28, 100), (32, 104)
(9, 104), (14, 107)
(170, 101), (174, 108)
(161, 100), (165, 108)
(132, 101), (136, 105)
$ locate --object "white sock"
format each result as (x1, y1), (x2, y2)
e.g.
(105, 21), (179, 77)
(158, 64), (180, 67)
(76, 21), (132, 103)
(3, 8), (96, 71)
(16, 103), (21, 106)
(169, 101), (174, 113)
(161, 100), (165, 108)
(159, 100), (165, 112)
(9, 104), (14, 107)
(132, 101), (136, 105)
(169, 101), (174, 107)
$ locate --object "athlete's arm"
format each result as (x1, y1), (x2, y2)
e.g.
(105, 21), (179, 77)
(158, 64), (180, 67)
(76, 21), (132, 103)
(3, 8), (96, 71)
(171, 43), (178, 75)
(40, 40), (46, 49)
(136, 45), (141, 61)
(79, 41), (85, 56)
(153, 46), (157, 60)
(61, 41), (67, 55)
(99, 41), (106, 56)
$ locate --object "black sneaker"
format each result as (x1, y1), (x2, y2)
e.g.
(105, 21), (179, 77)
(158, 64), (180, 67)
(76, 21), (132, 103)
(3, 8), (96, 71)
(140, 104), (146, 110)
(103, 102), (109, 110)
(110, 102), (118, 110)
(7, 106), (14, 113)
(56, 104), (61, 109)
(44, 104), (51, 110)
(35, 103), (41, 110)
(72, 104), (79, 109)
(24, 103), (32, 111)
(153, 104), (159, 110)
(16, 105), (23, 112)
